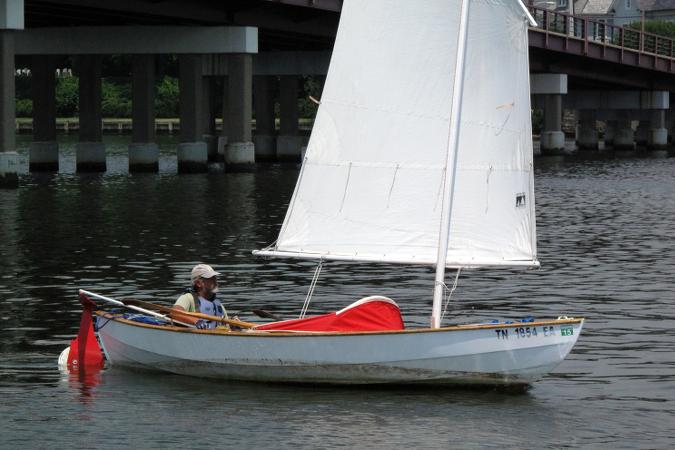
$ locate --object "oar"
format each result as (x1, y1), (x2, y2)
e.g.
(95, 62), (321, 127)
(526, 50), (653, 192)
(79, 289), (194, 328)
(251, 309), (283, 321)
(124, 298), (257, 329)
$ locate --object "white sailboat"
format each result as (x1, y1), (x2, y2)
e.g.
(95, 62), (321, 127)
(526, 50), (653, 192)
(80, 0), (584, 385)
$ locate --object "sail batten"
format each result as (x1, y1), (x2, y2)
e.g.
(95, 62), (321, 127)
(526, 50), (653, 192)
(257, 0), (538, 269)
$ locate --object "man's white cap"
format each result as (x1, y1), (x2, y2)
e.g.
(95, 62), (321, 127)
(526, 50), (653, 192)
(191, 264), (220, 282)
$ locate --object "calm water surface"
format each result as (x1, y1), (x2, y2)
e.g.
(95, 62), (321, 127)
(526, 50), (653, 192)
(1, 136), (674, 448)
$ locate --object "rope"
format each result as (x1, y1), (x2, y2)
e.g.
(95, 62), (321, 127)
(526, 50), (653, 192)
(440, 268), (462, 322)
(300, 260), (323, 319)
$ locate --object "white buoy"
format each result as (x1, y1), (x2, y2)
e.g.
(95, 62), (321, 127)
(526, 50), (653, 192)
(57, 346), (70, 370)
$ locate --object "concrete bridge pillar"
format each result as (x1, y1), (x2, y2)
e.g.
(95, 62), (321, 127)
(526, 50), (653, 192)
(253, 75), (277, 162)
(541, 94), (565, 155)
(635, 119), (650, 147)
(577, 110), (599, 151)
(75, 55), (106, 172)
(29, 55), (58, 172)
(202, 76), (218, 162)
(217, 76), (229, 162)
(178, 54), (207, 173)
(129, 54), (158, 172)
(614, 112), (635, 151)
(648, 109), (667, 150)
(225, 54), (255, 167)
(0, 30), (19, 188)
(277, 75), (302, 162)
(604, 120), (616, 147)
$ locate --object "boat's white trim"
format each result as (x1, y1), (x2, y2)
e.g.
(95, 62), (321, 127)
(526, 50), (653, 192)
(335, 296), (399, 315)
(253, 249), (540, 269)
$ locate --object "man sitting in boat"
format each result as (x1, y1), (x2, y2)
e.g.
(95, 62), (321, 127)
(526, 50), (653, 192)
(171, 264), (228, 329)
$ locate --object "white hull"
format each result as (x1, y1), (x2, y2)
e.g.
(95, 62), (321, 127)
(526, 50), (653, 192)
(96, 314), (583, 385)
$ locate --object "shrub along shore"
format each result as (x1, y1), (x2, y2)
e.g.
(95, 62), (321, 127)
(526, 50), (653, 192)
(14, 117), (316, 135)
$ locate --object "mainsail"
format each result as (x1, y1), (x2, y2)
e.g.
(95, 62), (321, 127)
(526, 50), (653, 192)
(256, 0), (538, 268)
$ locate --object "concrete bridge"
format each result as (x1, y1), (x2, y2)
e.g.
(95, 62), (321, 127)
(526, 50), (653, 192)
(1, 0), (675, 187)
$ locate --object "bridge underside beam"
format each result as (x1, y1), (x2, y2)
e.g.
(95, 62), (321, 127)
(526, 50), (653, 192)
(530, 47), (675, 92)
(561, 91), (669, 110)
(14, 26), (258, 54)
(201, 52), (331, 76)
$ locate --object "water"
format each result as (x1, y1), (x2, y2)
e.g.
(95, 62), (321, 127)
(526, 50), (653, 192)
(1, 137), (674, 448)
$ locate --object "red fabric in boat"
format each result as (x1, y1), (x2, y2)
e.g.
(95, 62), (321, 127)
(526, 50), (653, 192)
(255, 298), (404, 332)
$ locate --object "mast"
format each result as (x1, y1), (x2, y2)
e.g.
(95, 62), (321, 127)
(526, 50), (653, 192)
(431, 0), (471, 329)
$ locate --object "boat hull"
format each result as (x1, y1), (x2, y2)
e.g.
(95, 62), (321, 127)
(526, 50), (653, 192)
(96, 315), (583, 385)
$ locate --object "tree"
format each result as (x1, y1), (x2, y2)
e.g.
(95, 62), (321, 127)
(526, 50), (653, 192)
(101, 79), (131, 117)
(155, 76), (179, 118)
(56, 75), (79, 117)
(16, 98), (33, 117)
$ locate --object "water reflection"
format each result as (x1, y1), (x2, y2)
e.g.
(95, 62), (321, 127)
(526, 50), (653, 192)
(1, 140), (675, 446)
(60, 366), (103, 404)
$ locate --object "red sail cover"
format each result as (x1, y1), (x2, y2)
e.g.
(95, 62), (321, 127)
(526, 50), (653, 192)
(255, 297), (404, 332)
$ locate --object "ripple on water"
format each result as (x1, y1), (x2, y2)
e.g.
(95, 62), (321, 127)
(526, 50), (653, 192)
(1, 148), (675, 447)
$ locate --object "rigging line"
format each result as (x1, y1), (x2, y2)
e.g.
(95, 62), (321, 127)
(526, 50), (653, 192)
(433, 167), (446, 213)
(339, 162), (353, 213)
(494, 103), (514, 136)
(440, 268), (462, 323)
(300, 259), (324, 319)
(485, 165), (493, 214)
(386, 164), (400, 209)
(260, 239), (278, 252)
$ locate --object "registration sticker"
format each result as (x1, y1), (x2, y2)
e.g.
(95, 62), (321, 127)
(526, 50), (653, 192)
(560, 325), (574, 337)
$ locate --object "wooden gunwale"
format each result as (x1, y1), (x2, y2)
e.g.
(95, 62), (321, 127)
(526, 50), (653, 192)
(96, 311), (583, 338)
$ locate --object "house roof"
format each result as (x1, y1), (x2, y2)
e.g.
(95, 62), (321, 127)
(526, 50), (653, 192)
(640, 0), (675, 11)
(575, 0), (616, 15)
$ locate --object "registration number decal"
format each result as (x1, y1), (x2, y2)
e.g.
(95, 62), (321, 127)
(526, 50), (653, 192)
(560, 325), (574, 337)
(495, 325), (557, 340)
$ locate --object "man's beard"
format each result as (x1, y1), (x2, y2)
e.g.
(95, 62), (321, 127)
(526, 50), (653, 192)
(205, 286), (219, 299)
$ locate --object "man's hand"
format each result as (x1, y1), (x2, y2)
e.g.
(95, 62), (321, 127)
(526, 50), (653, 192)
(195, 319), (209, 329)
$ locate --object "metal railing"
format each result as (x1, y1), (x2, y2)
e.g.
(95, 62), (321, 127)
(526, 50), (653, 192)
(528, 6), (675, 59)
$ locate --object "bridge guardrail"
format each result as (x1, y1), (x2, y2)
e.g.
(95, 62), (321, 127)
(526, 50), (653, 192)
(528, 6), (675, 60)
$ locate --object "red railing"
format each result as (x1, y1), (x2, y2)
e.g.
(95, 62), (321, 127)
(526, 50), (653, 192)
(528, 5), (675, 59)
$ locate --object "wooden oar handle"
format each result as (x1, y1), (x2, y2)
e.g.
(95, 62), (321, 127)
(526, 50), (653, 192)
(124, 299), (256, 329)
(172, 309), (255, 329)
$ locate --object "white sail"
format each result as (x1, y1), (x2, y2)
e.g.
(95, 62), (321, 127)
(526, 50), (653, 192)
(257, 0), (538, 268)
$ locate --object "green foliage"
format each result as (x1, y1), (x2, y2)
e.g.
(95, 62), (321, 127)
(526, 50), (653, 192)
(155, 76), (179, 118)
(626, 20), (675, 39)
(16, 71), (184, 119)
(623, 20), (675, 55)
(16, 98), (33, 117)
(531, 109), (543, 134)
(56, 75), (79, 117)
(102, 79), (131, 118)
